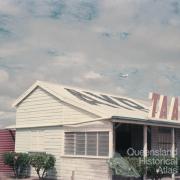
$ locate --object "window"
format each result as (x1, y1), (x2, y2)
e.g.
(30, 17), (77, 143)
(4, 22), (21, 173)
(98, 132), (109, 156)
(64, 131), (109, 157)
(64, 132), (75, 155)
(76, 132), (85, 155)
(87, 132), (97, 156)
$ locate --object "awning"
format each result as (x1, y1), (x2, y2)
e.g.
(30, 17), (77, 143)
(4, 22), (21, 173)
(112, 116), (180, 128)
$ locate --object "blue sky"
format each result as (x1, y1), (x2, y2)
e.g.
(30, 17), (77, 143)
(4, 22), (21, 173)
(0, 0), (180, 127)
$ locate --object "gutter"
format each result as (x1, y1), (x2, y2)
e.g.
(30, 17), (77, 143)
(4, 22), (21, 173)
(112, 116), (180, 128)
(12, 117), (111, 129)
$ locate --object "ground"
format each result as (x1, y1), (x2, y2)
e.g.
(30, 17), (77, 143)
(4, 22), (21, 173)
(1, 173), (180, 180)
(0, 173), (38, 180)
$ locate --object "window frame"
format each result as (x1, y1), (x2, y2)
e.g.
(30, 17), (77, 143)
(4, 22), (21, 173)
(63, 131), (110, 159)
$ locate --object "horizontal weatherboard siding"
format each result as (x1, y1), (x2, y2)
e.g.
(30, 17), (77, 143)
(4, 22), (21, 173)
(60, 157), (110, 180)
(14, 82), (113, 180)
(15, 127), (63, 179)
(16, 87), (96, 127)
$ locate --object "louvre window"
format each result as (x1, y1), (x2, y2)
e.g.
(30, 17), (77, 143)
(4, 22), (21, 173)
(76, 132), (85, 155)
(64, 132), (75, 155)
(98, 132), (109, 156)
(87, 132), (97, 156)
(64, 132), (109, 157)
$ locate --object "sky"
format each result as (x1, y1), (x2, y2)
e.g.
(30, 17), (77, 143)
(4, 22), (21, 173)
(0, 0), (180, 127)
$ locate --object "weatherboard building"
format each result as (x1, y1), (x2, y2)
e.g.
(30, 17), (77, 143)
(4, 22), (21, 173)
(13, 81), (180, 180)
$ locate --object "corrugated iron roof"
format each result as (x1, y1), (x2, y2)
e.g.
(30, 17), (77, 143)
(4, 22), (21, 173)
(13, 81), (149, 120)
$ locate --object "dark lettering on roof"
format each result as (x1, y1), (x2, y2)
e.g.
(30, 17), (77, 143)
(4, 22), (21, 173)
(84, 91), (132, 110)
(65, 88), (147, 112)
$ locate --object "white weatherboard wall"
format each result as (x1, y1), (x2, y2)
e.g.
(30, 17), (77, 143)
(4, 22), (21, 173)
(15, 87), (112, 179)
(16, 87), (98, 127)
(15, 125), (112, 180)
(60, 157), (111, 180)
(15, 127), (63, 178)
(16, 87), (63, 127)
(60, 122), (112, 180)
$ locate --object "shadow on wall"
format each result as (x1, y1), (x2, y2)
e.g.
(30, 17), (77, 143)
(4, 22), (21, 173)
(47, 167), (58, 180)
(28, 166), (58, 180)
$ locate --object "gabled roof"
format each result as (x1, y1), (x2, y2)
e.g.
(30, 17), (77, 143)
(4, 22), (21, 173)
(13, 81), (149, 119)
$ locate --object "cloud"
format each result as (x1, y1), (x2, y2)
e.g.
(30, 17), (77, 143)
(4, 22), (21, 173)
(0, 1), (20, 15)
(0, 0), (179, 127)
(15, 0), (98, 22)
(84, 71), (102, 80)
(52, 52), (86, 66)
(100, 30), (130, 40)
(0, 111), (15, 128)
(0, 69), (9, 83)
(171, 1), (180, 14)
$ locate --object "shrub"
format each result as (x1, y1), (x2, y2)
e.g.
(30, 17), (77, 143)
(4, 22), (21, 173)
(176, 156), (180, 173)
(3, 151), (14, 168)
(3, 152), (30, 178)
(108, 155), (178, 180)
(29, 153), (56, 180)
(125, 156), (146, 177)
(108, 155), (141, 178)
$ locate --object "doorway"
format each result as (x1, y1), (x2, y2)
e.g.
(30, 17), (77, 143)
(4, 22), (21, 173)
(114, 123), (151, 156)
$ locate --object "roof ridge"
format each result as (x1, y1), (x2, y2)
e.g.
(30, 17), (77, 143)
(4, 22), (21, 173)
(38, 80), (149, 108)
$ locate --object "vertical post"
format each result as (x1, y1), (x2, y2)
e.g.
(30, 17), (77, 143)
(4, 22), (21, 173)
(109, 124), (114, 180)
(143, 125), (148, 158)
(71, 171), (75, 180)
(113, 124), (116, 156)
(109, 123), (114, 158)
(171, 128), (175, 158)
(143, 125), (147, 180)
(171, 128), (175, 180)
